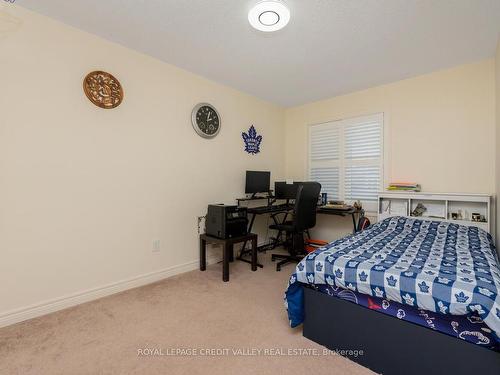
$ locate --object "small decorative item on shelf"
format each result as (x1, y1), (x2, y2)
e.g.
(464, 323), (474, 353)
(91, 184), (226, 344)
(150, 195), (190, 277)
(451, 212), (459, 220)
(329, 200), (344, 205)
(324, 200), (353, 210)
(411, 203), (427, 217)
(471, 213), (481, 222)
(321, 193), (328, 206)
(353, 200), (363, 211)
(387, 182), (421, 192)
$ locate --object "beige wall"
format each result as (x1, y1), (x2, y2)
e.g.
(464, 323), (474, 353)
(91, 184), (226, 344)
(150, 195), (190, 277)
(496, 37), (500, 250)
(1, 4), (498, 326)
(0, 6), (285, 322)
(285, 60), (496, 241)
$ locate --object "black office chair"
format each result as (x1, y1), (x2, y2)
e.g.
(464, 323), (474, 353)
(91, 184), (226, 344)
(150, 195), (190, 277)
(270, 182), (321, 271)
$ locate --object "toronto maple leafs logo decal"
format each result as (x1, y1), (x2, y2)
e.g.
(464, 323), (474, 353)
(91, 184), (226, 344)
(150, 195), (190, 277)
(242, 125), (262, 154)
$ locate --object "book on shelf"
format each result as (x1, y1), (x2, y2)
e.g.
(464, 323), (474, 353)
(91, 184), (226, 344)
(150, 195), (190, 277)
(387, 182), (421, 192)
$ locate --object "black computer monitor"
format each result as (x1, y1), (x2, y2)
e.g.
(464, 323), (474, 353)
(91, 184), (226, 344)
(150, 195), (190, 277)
(245, 171), (271, 195)
(274, 181), (302, 199)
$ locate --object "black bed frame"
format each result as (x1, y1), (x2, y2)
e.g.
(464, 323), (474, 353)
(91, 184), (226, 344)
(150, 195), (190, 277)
(303, 287), (500, 374)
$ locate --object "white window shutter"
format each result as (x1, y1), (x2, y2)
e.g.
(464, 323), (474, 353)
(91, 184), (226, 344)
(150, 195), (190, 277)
(344, 118), (382, 202)
(344, 165), (381, 201)
(308, 114), (383, 211)
(310, 127), (340, 161)
(310, 167), (340, 200)
(344, 120), (381, 160)
(309, 124), (341, 201)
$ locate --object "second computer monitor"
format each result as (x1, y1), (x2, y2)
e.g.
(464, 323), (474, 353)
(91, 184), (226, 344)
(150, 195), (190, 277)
(275, 181), (302, 200)
(245, 171), (271, 195)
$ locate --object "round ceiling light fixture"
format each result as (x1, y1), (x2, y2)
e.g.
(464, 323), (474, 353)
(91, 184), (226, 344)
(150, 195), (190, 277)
(248, 1), (290, 32)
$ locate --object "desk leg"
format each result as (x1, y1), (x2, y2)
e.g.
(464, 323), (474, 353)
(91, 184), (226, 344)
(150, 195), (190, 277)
(270, 212), (288, 249)
(251, 236), (257, 271)
(223, 243), (230, 282)
(248, 213), (257, 233)
(351, 213), (357, 234)
(239, 213), (257, 257)
(200, 238), (207, 271)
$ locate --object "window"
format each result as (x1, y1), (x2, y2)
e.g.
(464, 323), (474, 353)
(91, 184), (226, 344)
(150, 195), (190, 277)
(309, 113), (383, 212)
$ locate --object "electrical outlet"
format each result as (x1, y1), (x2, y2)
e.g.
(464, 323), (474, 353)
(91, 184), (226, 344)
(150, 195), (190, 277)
(152, 239), (161, 253)
(197, 216), (206, 234)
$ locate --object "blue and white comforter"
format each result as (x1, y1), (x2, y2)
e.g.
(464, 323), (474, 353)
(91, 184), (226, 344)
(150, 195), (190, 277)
(285, 217), (500, 343)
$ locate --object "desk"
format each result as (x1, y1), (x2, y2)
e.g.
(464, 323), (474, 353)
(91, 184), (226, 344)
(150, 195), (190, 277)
(236, 195), (274, 206)
(199, 233), (258, 282)
(246, 203), (294, 234)
(317, 207), (362, 233)
(236, 204), (293, 266)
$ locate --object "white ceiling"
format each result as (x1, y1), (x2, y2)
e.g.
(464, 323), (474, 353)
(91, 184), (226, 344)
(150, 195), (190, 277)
(16, 0), (500, 107)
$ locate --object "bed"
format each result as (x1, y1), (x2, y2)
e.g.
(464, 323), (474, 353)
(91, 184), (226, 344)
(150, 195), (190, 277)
(285, 216), (500, 374)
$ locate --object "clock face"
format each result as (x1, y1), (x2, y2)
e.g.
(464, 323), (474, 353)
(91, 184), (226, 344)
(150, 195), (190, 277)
(191, 103), (221, 138)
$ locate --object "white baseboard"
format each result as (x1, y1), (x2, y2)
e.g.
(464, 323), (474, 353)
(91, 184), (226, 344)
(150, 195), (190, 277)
(0, 255), (221, 329)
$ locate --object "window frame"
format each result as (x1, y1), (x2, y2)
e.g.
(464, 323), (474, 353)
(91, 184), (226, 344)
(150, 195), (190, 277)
(307, 113), (385, 213)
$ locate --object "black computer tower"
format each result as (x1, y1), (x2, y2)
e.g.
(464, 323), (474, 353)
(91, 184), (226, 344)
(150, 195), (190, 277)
(206, 205), (248, 239)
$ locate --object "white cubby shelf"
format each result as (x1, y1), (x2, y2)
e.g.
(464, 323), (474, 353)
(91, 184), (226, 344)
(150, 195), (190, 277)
(378, 192), (492, 234)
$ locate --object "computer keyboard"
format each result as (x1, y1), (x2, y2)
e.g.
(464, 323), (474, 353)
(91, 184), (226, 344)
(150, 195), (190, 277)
(247, 203), (294, 214)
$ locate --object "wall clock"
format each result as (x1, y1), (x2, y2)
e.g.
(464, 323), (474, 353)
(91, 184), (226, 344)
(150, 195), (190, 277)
(191, 103), (221, 138)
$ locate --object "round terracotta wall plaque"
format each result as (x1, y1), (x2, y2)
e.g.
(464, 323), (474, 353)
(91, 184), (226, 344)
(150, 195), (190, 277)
(83, 71), (124, 109)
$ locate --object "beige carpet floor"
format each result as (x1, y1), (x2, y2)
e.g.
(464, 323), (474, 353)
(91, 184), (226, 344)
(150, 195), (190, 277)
(0, 252), (374, 375)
